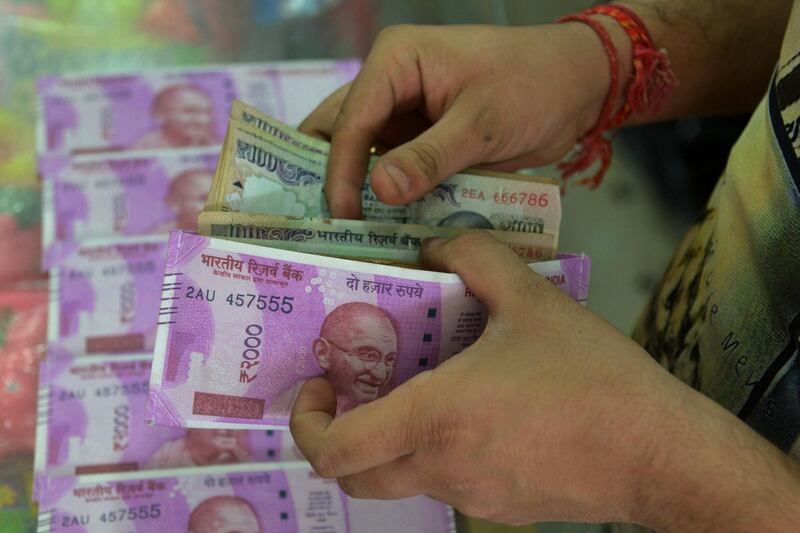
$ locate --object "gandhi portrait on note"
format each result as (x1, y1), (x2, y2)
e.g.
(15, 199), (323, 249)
(313, 302), (399, 411)
(157, 167), (214, 232)
(135, 85), (217, 149)
(188, 495), (261, 533)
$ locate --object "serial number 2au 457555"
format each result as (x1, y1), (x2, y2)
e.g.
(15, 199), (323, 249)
(184, 285), (294, 314)
(60, 504), (162, 528)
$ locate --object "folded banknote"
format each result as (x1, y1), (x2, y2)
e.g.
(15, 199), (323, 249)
(146, 231), (590, 429)
(226, 101), (411, 223)
(36, 462), (455, 533)
(48, 236), (168, 358)
(37, 59), (360, 155)
(34, 354), (301, 500)
(232, 99), (328, 154)
(205, 120), (331, 216)
(216, 101), (562, 240)
(204, 119), (402, 223)
(198, 211), (556, 264)
(40, 149), (219, 267)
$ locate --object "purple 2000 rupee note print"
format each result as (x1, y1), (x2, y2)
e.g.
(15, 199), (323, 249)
(36, 462), (454, 533)
(40, 150), (219, 268)
(34, 355), (302, 501)
(37, 60), (360, 155)
(48, 236), (168, 358)
(146, 231), (591, 429)
(546, 253), (592, 306)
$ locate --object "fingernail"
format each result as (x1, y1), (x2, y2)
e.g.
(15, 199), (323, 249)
(423, 237), (446, 249)
(381, 163), (411, 197)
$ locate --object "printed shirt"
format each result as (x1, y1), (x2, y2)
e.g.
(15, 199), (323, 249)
(633, 0), (800, 468)
(613, 4), (800, 532)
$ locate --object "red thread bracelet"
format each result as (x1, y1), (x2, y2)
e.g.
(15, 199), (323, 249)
(556, 5), (678, 189)
(556, 12), (620, 189)
(587, 3), (678, 128)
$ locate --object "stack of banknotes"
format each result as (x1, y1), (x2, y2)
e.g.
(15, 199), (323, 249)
(34, 59), (592, 533)
(199, 100), (561, 265)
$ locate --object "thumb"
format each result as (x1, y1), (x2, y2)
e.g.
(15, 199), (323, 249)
(290, 376), (417, 478)
(421, 232), (537, 317)
(370, 101), (492, 205)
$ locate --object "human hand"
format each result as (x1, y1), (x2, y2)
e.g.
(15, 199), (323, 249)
(290, 234), (800, 530)
(290, 233), (682, 525)
(300, 24), (613, 218)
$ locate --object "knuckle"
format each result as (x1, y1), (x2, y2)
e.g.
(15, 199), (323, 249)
(405, 141), (445, 182)
(309, 448), (340, 478)
(330, 107), (352, 136)
(426, 428), (457, 462)
(478, 498), (507, 522)
(407, 394), (462, 460)
(455, 503), (482, 520)
(456, 494), (502, 522)
(372, 26), (421, 79)
(375, 24), (412, 45)
(454, 497), (485, 519)
(425, 411), (459, 456)
(392, 372), (441, 456)
(471, 107), (502, 157)
(447, 231), (496, 257)
(330, 110), (348, 136)
(337, 477), (359, 498)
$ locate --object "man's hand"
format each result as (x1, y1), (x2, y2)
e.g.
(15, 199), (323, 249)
(290, 233), (660, 525)
(291, 234), (800, 531)
(302, 1), (793, 219)
(300, 24), (611, 218)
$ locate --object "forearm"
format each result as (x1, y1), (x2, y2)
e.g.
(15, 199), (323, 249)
(591, 0), (793, 123)
(631, 378), (800, 531)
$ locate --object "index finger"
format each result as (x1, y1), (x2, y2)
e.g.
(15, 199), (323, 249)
(298, 83), (351, 141)
(290, 377), (416, 478)
(326, 29), (423, 218)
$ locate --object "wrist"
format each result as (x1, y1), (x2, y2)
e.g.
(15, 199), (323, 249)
(553, 15), (633, 137)
(587, 13), (634, 122)
(626, 375), (800, 532)
(553, 3), (677, 187)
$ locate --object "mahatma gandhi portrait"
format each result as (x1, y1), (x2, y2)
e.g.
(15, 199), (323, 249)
(134, 85), (216, 149)
(313, 302), (399, 411)
(188, 495), (261, 533)
(160, 167), (214, 231)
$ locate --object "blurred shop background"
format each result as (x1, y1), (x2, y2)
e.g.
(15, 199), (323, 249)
(0, 1), (745, 532)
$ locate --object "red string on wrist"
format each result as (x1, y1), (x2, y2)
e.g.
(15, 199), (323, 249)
(556, 13), (620, 189)
(589, 4), (679, 128)
(556, 4), (678, 189)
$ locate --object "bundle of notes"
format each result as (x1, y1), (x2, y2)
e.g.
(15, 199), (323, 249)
(202, 100), (561, 264)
